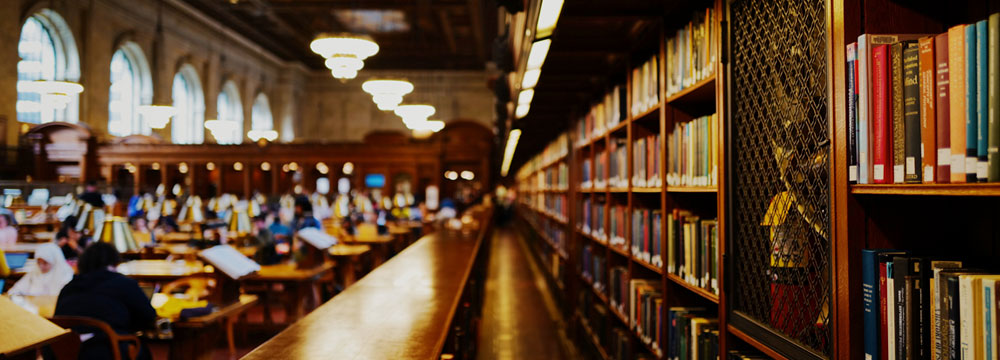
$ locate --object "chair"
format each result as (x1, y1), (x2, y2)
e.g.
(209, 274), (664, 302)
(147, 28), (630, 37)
(49, 316), (141, 360)
(159, 276), (240, 356)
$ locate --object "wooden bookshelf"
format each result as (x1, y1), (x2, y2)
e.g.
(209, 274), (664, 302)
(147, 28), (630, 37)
(666, 74), (717, 105)
(633, 257), (663, 275)
(630, 187), (662, 193)
(850, 183), (1000, 196)
(576, 311), (612, 360)
(629, 103), (662, 124)
(666, 273), (719, 304)
(665, 185), (718, 193)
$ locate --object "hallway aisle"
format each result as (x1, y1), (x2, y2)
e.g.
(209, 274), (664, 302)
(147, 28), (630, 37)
(476, 226), (576, 360)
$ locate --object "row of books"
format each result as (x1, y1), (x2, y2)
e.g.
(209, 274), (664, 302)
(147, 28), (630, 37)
(608, 139), (628, 188)
(665, 7), (717, 98)
(667, 114), (718, 187)
(541, 193), (567, 223)
(630, 278), (664, 356)
(576, 86), (626, 147)
(581, 156), (593, 189)
(516, 133), (568, 180)
(861, 249), (1000, 360)
(633, 134), (663, 188)
(581, 243), (606, 292)
(667, 211), (720, 295)
(847, 14), (1000, 185)
(537, 162), (568, 191)
(667, 307), (719, 360)
(631, 56), (661, 117)
(578, 197), (607, 242)
(522, 210), (567, 258)
(631, 208), (663, 267)
(609, 204), (628, 251)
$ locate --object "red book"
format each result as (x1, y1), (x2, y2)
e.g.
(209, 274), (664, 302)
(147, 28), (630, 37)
(872, 44), (893, 183)
(935, 33), (952, 183)
(879, 261), (890, 359)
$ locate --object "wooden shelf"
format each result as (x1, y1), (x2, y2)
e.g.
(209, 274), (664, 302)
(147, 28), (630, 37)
(728, 324), (791, 360)
(578, 229), (608, 246)
(666, 185), (718, 193)
(607, 121), (628, 137)
(628, 103), (661, 125)
(608, 244), (630, 258)
(632, 257), (663, 274)
(592, 283), (608, 304)
(609, 304), (629, 326)
(666, 273), (719, 304)
(631, 187), (662, 193)
(608, 187), (629, 193)
(666, 74), (716, 106)
(850, 183), (1000, 196)
(576, 312), (611, 360)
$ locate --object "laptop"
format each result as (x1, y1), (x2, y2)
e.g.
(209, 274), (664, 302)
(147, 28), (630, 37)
(5, 252), (29, 270)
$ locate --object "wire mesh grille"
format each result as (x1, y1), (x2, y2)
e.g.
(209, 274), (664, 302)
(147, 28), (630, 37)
(729, 0), (831, 356)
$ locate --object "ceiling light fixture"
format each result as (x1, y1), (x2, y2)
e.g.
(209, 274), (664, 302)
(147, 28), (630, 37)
(500, 129), (522, 177)
(515, 103), (531, 119)
(137, 105), (175, 129)
(362, 79), (414, 111)
(310, 33), (379, 80)
(247, 129), (279, 142)
(535, 0), (565, 38)
(521, 69), (541, 89)
(205, 119), (237, 140)
(526, 39), (551, 70)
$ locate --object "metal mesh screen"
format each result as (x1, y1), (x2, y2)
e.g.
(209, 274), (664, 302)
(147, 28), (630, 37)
(729, 0), (831, 356)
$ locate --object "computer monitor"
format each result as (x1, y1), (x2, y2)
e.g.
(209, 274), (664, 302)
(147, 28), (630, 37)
(5, 252), (29, 270)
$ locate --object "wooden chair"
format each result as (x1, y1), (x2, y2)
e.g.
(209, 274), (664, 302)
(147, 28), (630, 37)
(49, 316), (141, 360)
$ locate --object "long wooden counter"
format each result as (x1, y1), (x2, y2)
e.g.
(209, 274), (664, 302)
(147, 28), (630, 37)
(241, 207), (493, 360)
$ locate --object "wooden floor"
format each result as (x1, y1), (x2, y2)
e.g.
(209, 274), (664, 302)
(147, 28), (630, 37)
(476, 226), (575, 360)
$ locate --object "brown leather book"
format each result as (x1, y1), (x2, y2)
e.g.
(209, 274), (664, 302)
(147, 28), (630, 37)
(920, 36), (938, 183)
(935, 32), (952, 183)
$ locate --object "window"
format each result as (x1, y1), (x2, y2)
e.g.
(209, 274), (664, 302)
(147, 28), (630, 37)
(251, 93), (273, 132)
(108, 42), (152, 136)
(17, 10), (80, 124)
(215, 81), (243, 144)
(171, 65), (204, 144)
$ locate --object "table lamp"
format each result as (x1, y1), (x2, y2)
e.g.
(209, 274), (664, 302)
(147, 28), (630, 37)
(96, 216), (140, 253)
(178, 196), (204, 224)
(227, 209), (252, 240)
(75, 203), (105, 236)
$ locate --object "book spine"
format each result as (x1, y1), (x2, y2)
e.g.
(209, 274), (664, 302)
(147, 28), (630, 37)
(865, 250), (882, 360)
(948, 276), (961, 360)
(882, 262), (892, 360)
(920, 37), (938, 183)
(966, 24), (979, 182)
(889, 262), (898, 360)
(893, 42), (907, 183)
(990, 14), (1000, 181)
(949, 25), (967, 183)
(849, 43), (860, 183)
(895, 257), (909, 360)
(860, 35), (872, 184)
(874, 44), (892, 183)
(904, 45), (922, 183)
(977, 21), (990, 181)
(959, 277), (974, 359)
(986, 282), (994, 359)
(936, 33), (952, 183)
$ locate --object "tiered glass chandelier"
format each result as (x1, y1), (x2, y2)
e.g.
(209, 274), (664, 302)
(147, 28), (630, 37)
(394, 104), (444, 134)
(18, 80), (84, 110)
(362, 79), (414, 111)
(310, 33), (379, 80)
(137, 105), (175, 129)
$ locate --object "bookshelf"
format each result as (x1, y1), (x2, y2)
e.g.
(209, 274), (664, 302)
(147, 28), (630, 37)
(513, 0), (728, 359)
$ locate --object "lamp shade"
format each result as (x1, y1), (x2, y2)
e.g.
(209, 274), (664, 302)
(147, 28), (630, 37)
(309, 33), (379, 59)
(160, 198), (177, 217)
(75, 204), (105, 235)
(228, 210), (252, 237)
(96, 216), (140, 253)
(178, 196), (204, 224)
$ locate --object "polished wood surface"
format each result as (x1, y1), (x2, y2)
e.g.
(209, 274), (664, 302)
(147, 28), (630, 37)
(242, 211), (490, 360)
(248, 261), (335, 282)
(0, 296), (70, 356)
(117, 260), (206, 282)
(6, 295), (58, 318)
(173, 294), (258, 328)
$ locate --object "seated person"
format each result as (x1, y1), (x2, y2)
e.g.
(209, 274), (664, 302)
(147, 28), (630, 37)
(55, 228), (85, 260)
(55, 242), (156, 360)
(8, 243), (73, 296)
(249, 215), (280, 265)
(129, 216), (153, 246)
(293, 197), (321, 231)
(0, 213), (17, 250)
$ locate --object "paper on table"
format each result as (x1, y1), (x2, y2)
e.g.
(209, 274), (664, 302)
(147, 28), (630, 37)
(199, 245), (260, 279)
(296, 228), (338, 250)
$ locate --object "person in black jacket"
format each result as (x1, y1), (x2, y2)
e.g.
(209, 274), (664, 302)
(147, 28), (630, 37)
(55, 242), (156, 360)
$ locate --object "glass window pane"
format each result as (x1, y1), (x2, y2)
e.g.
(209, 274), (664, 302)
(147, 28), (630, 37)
(108, 50), (135, 137)
(17, 17), (58, 124)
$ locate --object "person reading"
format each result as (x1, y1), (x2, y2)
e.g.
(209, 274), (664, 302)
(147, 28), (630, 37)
(8, 243), (73, 296)
(55, 242), (156, 360)
(0, 213), (17, 250)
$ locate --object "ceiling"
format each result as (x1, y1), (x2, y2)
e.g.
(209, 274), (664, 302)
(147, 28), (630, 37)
(180, 0), (498, 70)
(507, 0), (712, 176)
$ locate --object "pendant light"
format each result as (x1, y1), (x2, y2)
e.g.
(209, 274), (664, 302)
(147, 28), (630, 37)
(137, 0), (174, 129)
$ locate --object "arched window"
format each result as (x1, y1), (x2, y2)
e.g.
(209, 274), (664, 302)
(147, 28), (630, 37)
(171, 65), (204, 144)
(108, 42), (152, 136)
(215, 81), (243, 144)
(17, 10), (80, 124)
(251, 93), (273, 132)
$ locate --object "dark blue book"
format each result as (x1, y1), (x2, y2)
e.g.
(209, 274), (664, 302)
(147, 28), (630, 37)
(863, 249), (883, 360)
(967, 25), (980, 182)
(977, 20), (990, 181)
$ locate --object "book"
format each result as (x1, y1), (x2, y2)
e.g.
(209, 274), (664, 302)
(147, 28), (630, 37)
(892, 42), (908, 183)
(880, 252), (908, 360)
(931, 261), (964, 360)
(920, 36), (938, 183)
(873, 44), (893, 183)
(936, 32), (952, 183)
(949, 25), (968, 183)
(893, 256), (920, 359)
(966, 24), (980, 182)
(295, 227), (338, 249)
(199, 245), (261, 279)
(848, 42), (860, 183)
(903, 44), (922, 183)
(977, 20), (990, 182)
(866, 249), (900, 360)
(889, 261), (898, 360)
(990, 14), (1000, 181)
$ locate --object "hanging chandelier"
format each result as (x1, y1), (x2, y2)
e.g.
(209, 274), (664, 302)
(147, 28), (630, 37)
(394, 105), (444, 133)
(247, 129), (279, 142)
(205, 119), (237, 139)
(362, 79), (414, 111)
(137, 105), (175, 129)
(310, 33), (379, 80)
(18, 80), (84, 109)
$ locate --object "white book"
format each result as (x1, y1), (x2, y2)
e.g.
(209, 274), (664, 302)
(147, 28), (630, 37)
(960, 276), (978, 359)
(200, 245), (261, 279)
(296, 227), (338, 250)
